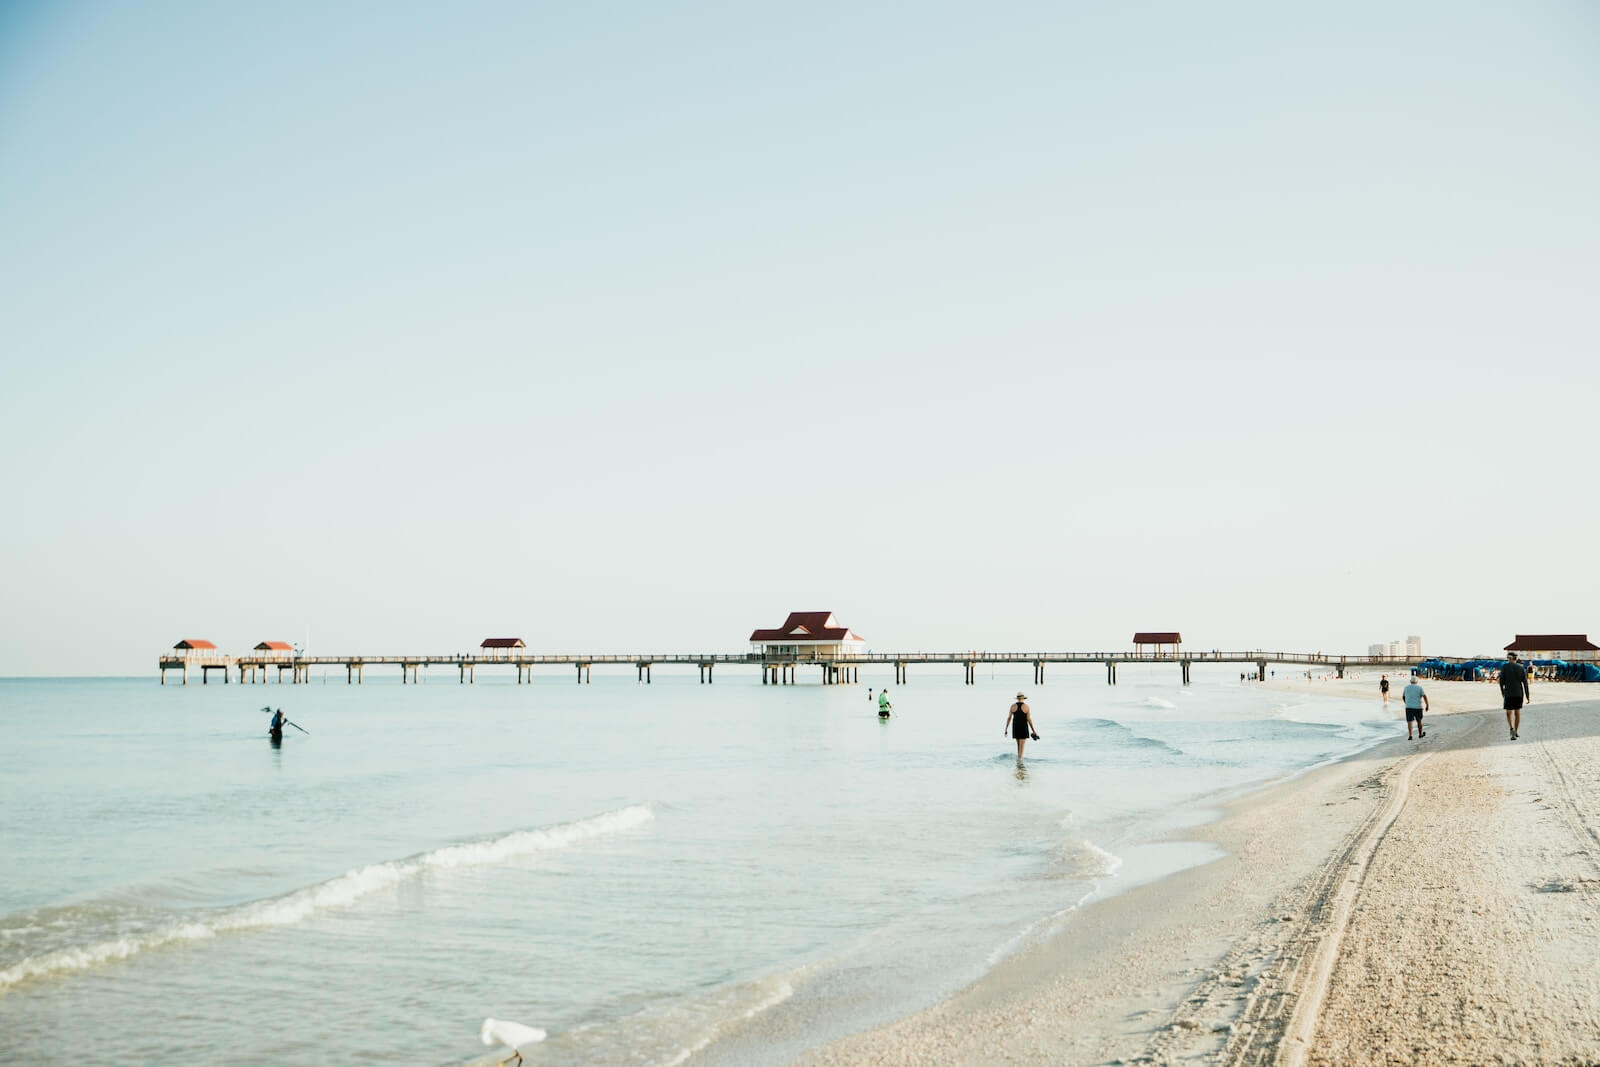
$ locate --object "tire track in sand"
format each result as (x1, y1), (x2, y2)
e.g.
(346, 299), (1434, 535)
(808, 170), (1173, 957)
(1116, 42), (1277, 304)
(1139, 716), (1493, 1066)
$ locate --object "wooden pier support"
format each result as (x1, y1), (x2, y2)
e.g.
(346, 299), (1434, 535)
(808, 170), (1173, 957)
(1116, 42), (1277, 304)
(162, 650), (1452, 691)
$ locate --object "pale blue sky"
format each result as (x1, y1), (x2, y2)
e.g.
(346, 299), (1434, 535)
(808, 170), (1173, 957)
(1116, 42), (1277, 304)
(2, 2), (1597, 675)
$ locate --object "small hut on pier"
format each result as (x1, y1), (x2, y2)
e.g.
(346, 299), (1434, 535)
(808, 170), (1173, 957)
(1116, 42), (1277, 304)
(480, 637), (526, 660)
(1133, 632), (1182, 658)
(173, 639), (218, 658)
(254, 641), (294, 660)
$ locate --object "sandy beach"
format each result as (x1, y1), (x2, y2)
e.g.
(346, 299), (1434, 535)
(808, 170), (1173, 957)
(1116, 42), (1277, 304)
(798, 676), (1600, 1065)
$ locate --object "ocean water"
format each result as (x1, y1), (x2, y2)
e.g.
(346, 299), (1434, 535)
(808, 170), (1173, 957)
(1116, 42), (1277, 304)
(0, 665), (1391, 1064)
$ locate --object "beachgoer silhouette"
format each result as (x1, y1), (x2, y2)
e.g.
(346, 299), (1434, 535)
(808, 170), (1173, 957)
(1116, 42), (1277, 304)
(1005, 692), (1036, 760)
(1500, 652), (1531, 739)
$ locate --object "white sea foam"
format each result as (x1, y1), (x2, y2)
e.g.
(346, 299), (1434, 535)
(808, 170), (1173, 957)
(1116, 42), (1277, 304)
(1142, 697), (1178, 709)
(0, 805), (653, 994)
(985, 836), (1124, 966)
(658, 976), (797, 1067)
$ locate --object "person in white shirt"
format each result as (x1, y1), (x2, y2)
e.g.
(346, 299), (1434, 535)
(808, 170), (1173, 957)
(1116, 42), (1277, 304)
(1401, 675), (1429, 740)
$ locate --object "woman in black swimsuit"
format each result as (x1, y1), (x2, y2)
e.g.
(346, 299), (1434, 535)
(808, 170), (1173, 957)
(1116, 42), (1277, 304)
(1004, 692), (1036, 760)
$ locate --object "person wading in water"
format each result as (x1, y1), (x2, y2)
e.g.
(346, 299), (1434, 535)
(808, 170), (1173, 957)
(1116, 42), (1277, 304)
(1005, 692), (1037, 761)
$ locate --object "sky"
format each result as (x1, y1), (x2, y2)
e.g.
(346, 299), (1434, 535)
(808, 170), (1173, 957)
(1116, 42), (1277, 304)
(1, 1), (1597, 676)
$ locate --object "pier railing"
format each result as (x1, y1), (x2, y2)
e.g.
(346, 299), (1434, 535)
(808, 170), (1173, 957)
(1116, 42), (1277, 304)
(158, 647), (1452, 686)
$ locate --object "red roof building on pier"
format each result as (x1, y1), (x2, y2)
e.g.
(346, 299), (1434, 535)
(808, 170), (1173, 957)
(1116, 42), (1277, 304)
(749, 612), (866, 660)
(1132, 632), (1182, 656)
(1503, 634), (1598, 660)
(480, 638), (526, 649)
(255, 641), (293, 652)
(173, 639), (217, 651)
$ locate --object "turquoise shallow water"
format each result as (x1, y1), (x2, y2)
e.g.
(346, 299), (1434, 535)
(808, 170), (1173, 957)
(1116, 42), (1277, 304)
(0, 667), (1391, 1064)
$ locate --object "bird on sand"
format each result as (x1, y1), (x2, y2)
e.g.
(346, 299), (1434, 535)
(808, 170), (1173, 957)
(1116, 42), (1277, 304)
(480, 1018), (546, 1066)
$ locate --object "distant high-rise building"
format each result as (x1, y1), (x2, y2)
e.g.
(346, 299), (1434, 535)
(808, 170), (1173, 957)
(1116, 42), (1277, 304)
(1369, 636), (1422, 659)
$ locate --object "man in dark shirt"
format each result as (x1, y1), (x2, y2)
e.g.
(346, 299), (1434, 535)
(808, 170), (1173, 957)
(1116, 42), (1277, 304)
(1499, 652), (1531, 740)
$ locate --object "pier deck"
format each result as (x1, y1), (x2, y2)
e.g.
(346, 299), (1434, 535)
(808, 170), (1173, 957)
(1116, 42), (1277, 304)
(157, 649), (1437, 686)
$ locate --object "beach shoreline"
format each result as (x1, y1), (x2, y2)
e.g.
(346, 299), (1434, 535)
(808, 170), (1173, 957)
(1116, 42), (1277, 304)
(786, 676), (1600, 1065)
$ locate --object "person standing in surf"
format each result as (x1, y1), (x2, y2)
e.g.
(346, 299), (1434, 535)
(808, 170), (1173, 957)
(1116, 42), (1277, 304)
(1005, 692), (1037, 760)
(877, 688), (892, 718)
(1379, 674), (1390, 705)
(268, 708), (285, 743)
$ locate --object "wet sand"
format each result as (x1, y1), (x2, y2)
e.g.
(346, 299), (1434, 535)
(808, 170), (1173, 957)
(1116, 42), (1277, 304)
(796, 676), (1600, 1065)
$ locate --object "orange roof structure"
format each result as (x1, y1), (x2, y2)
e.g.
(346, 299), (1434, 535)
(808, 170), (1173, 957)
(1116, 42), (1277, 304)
(173, 639), (217, 650)
(255, 641), (294, 651)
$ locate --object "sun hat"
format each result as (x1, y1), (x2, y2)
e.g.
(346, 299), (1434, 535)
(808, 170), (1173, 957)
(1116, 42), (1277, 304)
(1016, 691), (1027, 700)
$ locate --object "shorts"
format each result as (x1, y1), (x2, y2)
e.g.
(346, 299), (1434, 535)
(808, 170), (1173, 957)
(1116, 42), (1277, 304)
(1503, 697), (1524, 711)
(1405, 708), (1423, 722)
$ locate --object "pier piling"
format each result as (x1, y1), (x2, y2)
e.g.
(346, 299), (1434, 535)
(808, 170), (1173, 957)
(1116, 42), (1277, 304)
(161, 649), (1441, 692)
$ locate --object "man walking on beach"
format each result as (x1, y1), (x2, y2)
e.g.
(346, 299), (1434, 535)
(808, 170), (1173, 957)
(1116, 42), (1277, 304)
(1500, 651), (1531, 740)
(1400, 675), (1428, 739)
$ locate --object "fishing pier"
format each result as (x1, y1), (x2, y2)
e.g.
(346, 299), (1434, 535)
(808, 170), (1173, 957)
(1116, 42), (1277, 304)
(158, 648), (1431, 687)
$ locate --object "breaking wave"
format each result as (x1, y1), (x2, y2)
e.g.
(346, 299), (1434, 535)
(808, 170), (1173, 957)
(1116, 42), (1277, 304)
(0, 805), (653, 993)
